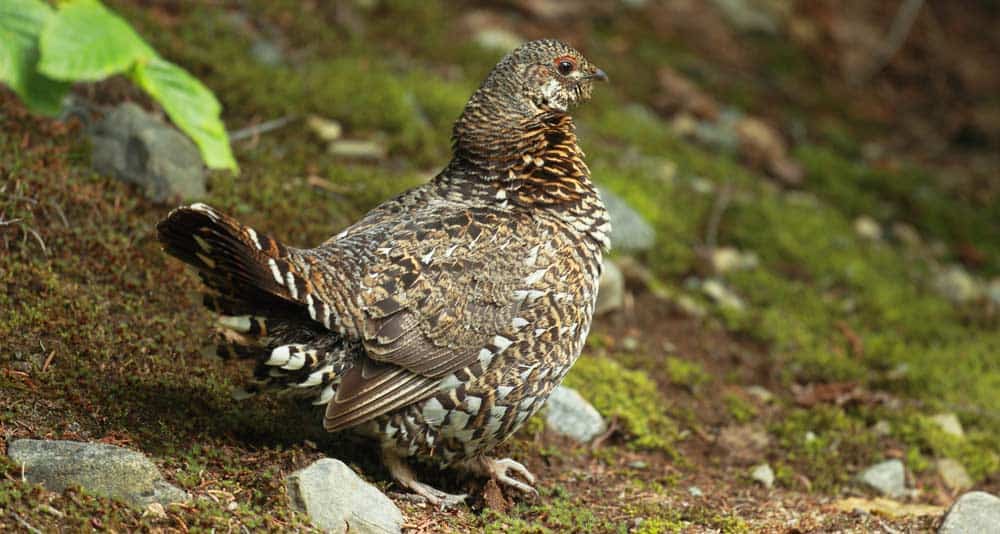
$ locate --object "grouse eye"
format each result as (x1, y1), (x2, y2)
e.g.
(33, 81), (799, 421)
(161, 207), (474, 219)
(556, 59), (576, 76)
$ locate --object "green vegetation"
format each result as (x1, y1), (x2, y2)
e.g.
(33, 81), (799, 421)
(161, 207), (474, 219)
(2, 0), (997, 530)
(563, 356), (679, 453)
(0, 0), (236, 170)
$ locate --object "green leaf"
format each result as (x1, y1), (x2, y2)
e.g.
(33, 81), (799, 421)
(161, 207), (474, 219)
(0, 0), (70, 115)
(38, 0), (154, 82)
(133, 57), (238, 172)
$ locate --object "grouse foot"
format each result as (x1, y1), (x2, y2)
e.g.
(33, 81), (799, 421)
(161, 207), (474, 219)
(476, 457), (538, 495)
(383, 451), (467, 508)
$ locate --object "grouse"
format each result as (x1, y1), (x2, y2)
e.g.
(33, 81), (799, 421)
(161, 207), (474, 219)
(157, 39), (609, 506)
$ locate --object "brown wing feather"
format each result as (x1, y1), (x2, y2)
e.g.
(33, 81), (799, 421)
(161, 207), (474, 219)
(321, 207), (545, 432)
(323, 361), (440, 432)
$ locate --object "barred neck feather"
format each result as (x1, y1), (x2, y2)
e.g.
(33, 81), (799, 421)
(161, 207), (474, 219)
(441, 110), (610, 250)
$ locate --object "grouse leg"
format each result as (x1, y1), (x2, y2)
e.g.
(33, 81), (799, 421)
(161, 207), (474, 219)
(383, 450), (467, 508)
(474, 457), (538, 495)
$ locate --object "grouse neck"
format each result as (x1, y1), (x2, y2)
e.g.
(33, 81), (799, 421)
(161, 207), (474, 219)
(451, 107), (598, 208)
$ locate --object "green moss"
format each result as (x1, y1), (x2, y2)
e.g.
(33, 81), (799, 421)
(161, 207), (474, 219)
(724, 393), (758, 423)
(481, 485), (624, 533)
(563, 356), (679, 454)
(770, 406), (878, 491)
(796, 145), (1000, 273)
(664, 356), (711, 391)
(626, 499), (750, 534)
(893, 414), (1000, 481)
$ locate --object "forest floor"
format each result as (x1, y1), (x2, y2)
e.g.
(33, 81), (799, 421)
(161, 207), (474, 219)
(2, 1), (998, 532)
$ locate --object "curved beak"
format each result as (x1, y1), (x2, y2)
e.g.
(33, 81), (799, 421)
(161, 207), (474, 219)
(589, 68), (609, 82)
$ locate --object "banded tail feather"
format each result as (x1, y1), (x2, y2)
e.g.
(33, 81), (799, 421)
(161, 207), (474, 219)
(157, 203), (344, 404)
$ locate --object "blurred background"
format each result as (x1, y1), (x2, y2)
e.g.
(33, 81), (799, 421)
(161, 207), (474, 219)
(2, 0), (998, 531)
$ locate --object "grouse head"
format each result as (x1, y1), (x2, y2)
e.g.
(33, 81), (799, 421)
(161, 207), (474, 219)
(453, 39), (607, 172)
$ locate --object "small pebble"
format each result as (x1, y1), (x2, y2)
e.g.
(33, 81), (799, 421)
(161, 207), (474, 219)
(929, 413), (965, 438)
(750, 463), (775, 488)
(745, 385), (774, 403)
(857, 459), (906, 498)
(854, 216), (882, 240)
(621, 336), (640, 352)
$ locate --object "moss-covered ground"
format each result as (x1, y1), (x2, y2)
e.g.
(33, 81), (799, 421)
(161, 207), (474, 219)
(2, 1), (997, 531)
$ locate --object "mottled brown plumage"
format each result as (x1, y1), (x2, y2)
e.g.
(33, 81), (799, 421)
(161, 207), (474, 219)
(157, 39), (609, 505)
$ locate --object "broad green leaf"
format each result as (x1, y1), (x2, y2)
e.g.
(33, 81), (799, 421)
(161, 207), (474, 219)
(133, 57), (238, 172)
(38, 0), (154, 82)
(0, 0), (69, 115)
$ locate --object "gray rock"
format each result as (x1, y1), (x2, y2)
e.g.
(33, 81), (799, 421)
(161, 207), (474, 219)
(937, 458), (973, 491)
(871, 420), (892, 436)
(744, 385), (774, 403)
(988, 278), (1000, 306)
(857, 459), (906, 497)
(596, 187), (656, 254)
(854, 216), (883, 240)
(710, 0), (781, 34)
(286, 458), (403, 534)
(328, 139), (387, 160)
(545, 386), (607, 443)
(473, 28), (525, 53)
(89, 102), (207, 203)
(750, 463), (775, 488)
(7, 439), (188, 509)
(939, 492), (1000, 534)
(250, 39), (284, 66)
(596, 258), (625, 315)
(934, 266), (981, 303)
(702, 278), (746, 311)
(930, 413), (965, 438)
(710, 247), (759, 274)
(692, 109), (742, 154)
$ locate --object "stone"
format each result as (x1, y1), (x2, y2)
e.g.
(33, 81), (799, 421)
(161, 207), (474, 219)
(88, 102), (206, 204)
(936, 458), (973, 491)
(545, 386), (607, 443)
(702, 279), (746, 311)
(891, 222), (922, 247)
(734, 116), (803, 185)
(854, 216), (883, 240)
(7, 439), (188, 509)
(939, 492), (1000, 534)
(871, 420), (892, 436)
(595, 258), (625, 315)
(286, 458), (403, 534)
(710, 246), (759, 274)
(929, 413), (965, 438)
(306, 115), (343, 142)
(744, 385), (774, 403)
(692, 110), (742, 154)
(750, 463), (775, 488)
(250, 40), (284, 66)
(710, 0), (781, 34)
(717, 424), (770, 464)
(989, 278), (1000, 306)
(857, 459), (906, 498)
(934, 266), (981, 303)
(328, 139), (387, 160)
(596, 187), (656, 254)
(473, 28), (525, 53)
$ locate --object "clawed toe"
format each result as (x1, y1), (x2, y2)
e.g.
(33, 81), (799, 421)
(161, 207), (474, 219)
(482, 457), (538, 495)
(410, 481), (468, 509)
(384, 450), (467, 509)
